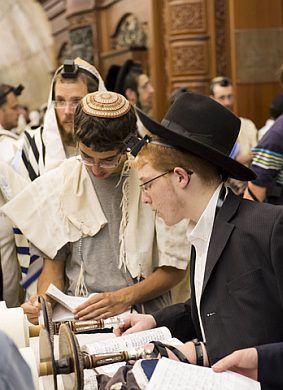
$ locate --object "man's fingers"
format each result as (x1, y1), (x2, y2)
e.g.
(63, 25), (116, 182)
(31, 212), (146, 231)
(212, 353), (238, 372)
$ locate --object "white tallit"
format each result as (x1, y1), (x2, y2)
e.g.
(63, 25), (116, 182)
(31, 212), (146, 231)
(2, 157), (189, 279)
(12, 57), (107, 179)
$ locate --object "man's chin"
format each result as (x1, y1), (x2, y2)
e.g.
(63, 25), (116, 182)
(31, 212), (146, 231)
(62, 124), (73, 134)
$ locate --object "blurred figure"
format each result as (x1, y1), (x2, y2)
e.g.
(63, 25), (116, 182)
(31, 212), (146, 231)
(16, 104), (30, 135)
(170, 86), (190, 105)
(209, 76), (258, 165)
(0, 161), (28, 307)
(258, 94), (283, 140)
(0, 330), (34, 390)
(114, 60), (154, 116)
(108, 59), (154, 137)
(0, 84), (24, 163)
(28, 110), (41, 130)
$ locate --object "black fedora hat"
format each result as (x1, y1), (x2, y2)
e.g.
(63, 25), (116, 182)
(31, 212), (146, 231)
(136, 92), (256, 181)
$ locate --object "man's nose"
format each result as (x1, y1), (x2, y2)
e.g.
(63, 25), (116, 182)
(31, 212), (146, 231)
(90, 163), (102, 175)
(142, 192), (152, 204)
(148, 83), (154, 94)
(64, 102), (75, 115)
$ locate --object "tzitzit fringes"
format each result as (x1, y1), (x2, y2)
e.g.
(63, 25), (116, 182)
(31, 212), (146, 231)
(118, 161), (131, 271)
(74, 237), (89, 297)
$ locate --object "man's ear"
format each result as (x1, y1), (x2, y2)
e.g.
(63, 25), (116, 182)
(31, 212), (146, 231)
(125, 88), (137, 104)
(173, 167), (191, 187)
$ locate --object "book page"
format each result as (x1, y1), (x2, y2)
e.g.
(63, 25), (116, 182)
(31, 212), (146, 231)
(83, 327), (172, 354)
(46, 284), (92, 311)
(146, 358), (261, 390)
(46, 284), (136, 321)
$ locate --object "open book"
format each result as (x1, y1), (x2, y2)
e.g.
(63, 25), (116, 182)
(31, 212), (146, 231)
(82, 326), (181, 354)
(82, 326), (181, 376)
(45, 284), (135, 322)
(45, 284), (95, 321)
(145, 358), (261, 390)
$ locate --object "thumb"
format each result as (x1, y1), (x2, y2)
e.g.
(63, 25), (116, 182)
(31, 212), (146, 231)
(212, 353), (237, 372)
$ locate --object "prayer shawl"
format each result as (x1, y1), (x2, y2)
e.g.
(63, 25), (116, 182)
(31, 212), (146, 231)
(0, 162), (40, 294)
(11, 57), (106, 181)
(2, 158), (189, 291)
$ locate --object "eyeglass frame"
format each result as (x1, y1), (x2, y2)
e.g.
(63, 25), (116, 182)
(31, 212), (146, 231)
(52, 98), (82, 109)
(139, 169), (194, 193)
(79, 149), (125, 169)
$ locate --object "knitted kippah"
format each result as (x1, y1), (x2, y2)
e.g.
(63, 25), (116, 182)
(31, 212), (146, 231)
(81, 91), (131, 118)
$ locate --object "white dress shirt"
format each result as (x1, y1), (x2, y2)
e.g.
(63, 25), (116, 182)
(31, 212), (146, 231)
(186, 184), (225, 341)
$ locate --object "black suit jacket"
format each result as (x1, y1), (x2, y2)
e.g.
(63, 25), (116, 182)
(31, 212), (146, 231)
(154, 190), (283, 366)
(257, 343), (283, 390)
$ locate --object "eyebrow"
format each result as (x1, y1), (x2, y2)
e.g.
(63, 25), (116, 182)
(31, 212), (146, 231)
(79, 149), (118, 160)
(55, 95), (83, 100)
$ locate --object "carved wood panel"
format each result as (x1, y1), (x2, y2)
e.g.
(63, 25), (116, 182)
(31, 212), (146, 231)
(214, 0), (229, 76)
(170, 41), (208, 75)
(169, 0), (206, 33)
(165, 0), (211, 98)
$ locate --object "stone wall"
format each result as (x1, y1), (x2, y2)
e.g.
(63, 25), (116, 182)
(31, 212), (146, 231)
(0, 0), (55, 110)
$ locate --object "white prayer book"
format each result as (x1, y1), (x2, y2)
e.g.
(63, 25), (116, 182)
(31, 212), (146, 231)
(45, 283), (135, 322)
(146, 358), (261, 390)
(82, 326), (181, 355)
(45, 283), (97, 321)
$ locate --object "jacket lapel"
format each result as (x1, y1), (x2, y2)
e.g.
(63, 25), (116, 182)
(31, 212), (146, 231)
(201, 190), (241, 294)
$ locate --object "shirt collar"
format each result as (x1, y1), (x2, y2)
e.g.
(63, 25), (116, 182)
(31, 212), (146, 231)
(187, 183), (224, 243)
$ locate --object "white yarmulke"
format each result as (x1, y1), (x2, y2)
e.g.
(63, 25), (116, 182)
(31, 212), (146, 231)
(81, 91), (131, 118)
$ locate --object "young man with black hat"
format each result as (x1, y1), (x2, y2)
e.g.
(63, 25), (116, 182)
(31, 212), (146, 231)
(2, 91), (189, 324)
(115, 92), (283, 388)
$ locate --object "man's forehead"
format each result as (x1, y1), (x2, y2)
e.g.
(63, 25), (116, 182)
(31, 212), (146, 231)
(6, 92), (18, 106)
(213, 84), (233, 96)
(79, 142), (119, 157)
(54, 79), (88, 96)
(138, 74), (150, 87)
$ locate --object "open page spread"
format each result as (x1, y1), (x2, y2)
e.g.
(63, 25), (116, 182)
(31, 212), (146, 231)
(45, 284), (95, 321)
(82, 326), (180, 354)
(146, 358), (261, 390)
(45, 283), (136, 322)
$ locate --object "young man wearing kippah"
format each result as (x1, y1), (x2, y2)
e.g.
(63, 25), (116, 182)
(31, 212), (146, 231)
(2, 91), (189, 324)
(114, 92), (283, 389)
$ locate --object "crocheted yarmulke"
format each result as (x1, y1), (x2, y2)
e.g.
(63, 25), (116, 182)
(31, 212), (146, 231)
(81, 91), (131, 118)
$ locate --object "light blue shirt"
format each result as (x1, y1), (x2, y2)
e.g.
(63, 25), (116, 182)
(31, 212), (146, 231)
(0, 331), (34, 390)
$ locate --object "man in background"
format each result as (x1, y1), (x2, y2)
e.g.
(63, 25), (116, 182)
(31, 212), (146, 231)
(13, 57), (106, 181)
(209, 76), (258, 166)
(0, 84), (23, 163)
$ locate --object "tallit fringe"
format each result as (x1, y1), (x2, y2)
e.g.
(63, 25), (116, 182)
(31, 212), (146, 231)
(75, 261), (89, 297)
(118, 160), (131, 272)
(75, 236), (89, 297)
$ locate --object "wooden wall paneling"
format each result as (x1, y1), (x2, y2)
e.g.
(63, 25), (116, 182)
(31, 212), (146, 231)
(212, 0), (231, 79)
(96, 0), (150, 79)
(148, 0), (168, 120)
(165, 0), (212, 98)
(228, 0), (283, 128)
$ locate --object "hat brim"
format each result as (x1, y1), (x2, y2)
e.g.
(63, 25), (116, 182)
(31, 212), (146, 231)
(136, 107), (256, 181)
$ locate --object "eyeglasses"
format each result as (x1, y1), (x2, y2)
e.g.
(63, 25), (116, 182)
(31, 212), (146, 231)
(53, 99), (81, 109)
(80, 151), (124, 169)
(140, 170), (173, 192)
(140, 169), (194, 193)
